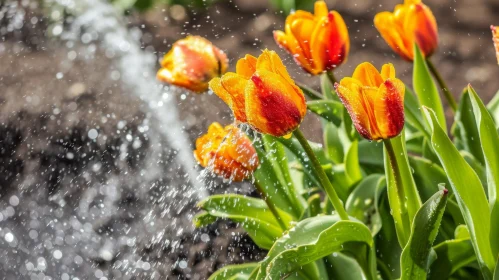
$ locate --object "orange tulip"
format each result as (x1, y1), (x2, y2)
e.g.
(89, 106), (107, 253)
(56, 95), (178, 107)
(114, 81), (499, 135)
(374, 0), (438, 61)
(273, 1), (349, 75)
(209, 50), (306, 137)
(492, 26), (499, 64)
(157, 36), (228, 92)
(194, 122), (259, 182)
(335, 62), (405, 141)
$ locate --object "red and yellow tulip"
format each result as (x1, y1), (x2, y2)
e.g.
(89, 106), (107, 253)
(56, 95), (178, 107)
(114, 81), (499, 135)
(374, 0), (438, 61)
(194, 122), (259, 182)
(335, 62), (405, 141)
(273, 1), (349, 75)
(157, 36), (228, 92)
(492, 26), (499, 64)
(210, 50), (306, 137)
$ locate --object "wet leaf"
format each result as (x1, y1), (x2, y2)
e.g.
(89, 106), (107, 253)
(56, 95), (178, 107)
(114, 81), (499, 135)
(209, 263), (259, 280)
(423, 107), (495, 278)
(307, 100), (343, 126)
(400, 189), (448, 280)
(428, 238), (476, 280)
(195, 194), (293, 249)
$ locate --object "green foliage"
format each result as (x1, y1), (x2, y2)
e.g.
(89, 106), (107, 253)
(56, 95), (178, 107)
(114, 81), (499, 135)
(400, 189), (448, 280)
(208, 263), (259, 280)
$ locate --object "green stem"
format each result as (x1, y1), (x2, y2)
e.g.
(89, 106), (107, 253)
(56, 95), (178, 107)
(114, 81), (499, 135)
(426, 58), (457, 112)
(383, 138), (412, 244)
(293, 128), (349, 220)
(297, 82), (323, 100)
(326, 70), (337, 85)
(254, 181), (288, 231)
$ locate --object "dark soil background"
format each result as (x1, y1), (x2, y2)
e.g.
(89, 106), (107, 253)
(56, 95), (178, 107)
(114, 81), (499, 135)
(0, 0), (498, 279)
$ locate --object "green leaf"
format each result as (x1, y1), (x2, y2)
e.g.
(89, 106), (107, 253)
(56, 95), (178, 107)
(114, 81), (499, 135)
(405, 86), (429, 138)
(300, 193), (322, 219)
(323, 122), (344, 164)
(323, 253), (366, 280)
(358, 140), (384, 172)
(261, 136), (304, 217)
(486, 89), (499, 127)
(384, 134), (422, 247)
(468, 85), (499, 257)
(452, 88), (484, 164)
(307, 100), (343, 126)
(209, 263), (259, 280)
(375, 186), (402, 279)
(408, 156), (447, 201)
(413, 44), (447, 131)
(253, 138), (299, 217)
(345, 140), (363, 183)
(494, 258), (499, 280)
(428, 238), (476, 280)
(321, 73), (337, 101)
(254, 216), (375, 280)
(400, 189), (448, 280)
(423, 107), (495, 278)
(346, 174), (384, 234)
(196, 194), (293, 249)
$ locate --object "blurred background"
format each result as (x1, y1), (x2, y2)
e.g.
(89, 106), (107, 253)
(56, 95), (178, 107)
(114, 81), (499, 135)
(0, 0), (498, 279)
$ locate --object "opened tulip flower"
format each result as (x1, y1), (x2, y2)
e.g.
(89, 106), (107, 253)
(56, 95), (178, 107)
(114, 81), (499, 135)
(194, 122), (258, 181)
(273, 0), (349, 75)
(210, 50), (306, 137)
(335, 62), (405, 141)
(157, 36), (228, 92)
(374, 0), (438, 61)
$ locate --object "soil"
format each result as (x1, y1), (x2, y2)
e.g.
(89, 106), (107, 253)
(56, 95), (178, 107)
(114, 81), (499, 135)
(0, 0), (498, 279)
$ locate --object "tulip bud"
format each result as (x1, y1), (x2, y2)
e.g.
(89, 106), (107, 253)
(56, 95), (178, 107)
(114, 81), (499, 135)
(335, 62), (405, 141)
(194, 123), (258, 182)
(274, 1), (349, 75)
(157, 36), (228, 92)
(374, 0), (438, 61)
(210, 50), (306, 137)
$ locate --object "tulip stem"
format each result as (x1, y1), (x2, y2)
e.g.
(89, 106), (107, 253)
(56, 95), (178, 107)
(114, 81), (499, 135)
(296, 82), (323, 100)
(293, 129), (349, 220)
(426, 58), (457, 112)
(254, 181), (288, 231)
(326, 70), (337, 85)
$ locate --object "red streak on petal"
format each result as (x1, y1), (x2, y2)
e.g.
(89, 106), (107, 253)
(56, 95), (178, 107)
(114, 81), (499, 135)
(251, 75), (303, 136)
(384, 80), (405, 137)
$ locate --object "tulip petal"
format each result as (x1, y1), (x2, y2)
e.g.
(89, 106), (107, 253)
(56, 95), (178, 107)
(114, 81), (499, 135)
(374, 78), (405, 139)
(352, 62), (384, 88)
(374, 11), (413, 61)
(335, 82), (373, 140)
(236, 54), (257, 79)
(314, 1), (329, 18)
(246, 70), (306, 136)
(210, 74), (248, 122)
(406, 3), (438, 57)
(380, 63), (396, 80)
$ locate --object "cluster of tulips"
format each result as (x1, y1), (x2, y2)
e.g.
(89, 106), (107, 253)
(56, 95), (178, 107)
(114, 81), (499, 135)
(157, 0), (499, 279)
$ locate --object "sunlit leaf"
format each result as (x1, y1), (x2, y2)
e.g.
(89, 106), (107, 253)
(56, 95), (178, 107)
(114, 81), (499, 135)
(196, 194), (293, 250)
(423, 107), (495, 278)
(209, 263), (259, 280)
(253, 216), (375, 280)
(413, 44), (446, 131)
(468, 86), (499, 258)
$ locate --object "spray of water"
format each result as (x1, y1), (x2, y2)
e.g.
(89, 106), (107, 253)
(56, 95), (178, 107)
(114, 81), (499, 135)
(59, 0), (208, 200)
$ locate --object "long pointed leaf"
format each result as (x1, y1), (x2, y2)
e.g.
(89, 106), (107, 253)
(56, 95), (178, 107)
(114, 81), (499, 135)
(429, 238), (476, 280)
(423, 107), (494, 278)
(468, 85), (499, 257)
(413, 44), (447, 131)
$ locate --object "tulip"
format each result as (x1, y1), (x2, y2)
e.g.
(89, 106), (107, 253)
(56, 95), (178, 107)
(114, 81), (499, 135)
(335, 62), (405, 141)
(273, 1), (349, 75)
(492, 26), (499, 64)
(210, 50), (306, 137)
(194, 122), (258, 182)
(157, 36), (228, 92)
(374, 0), (438, 61)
